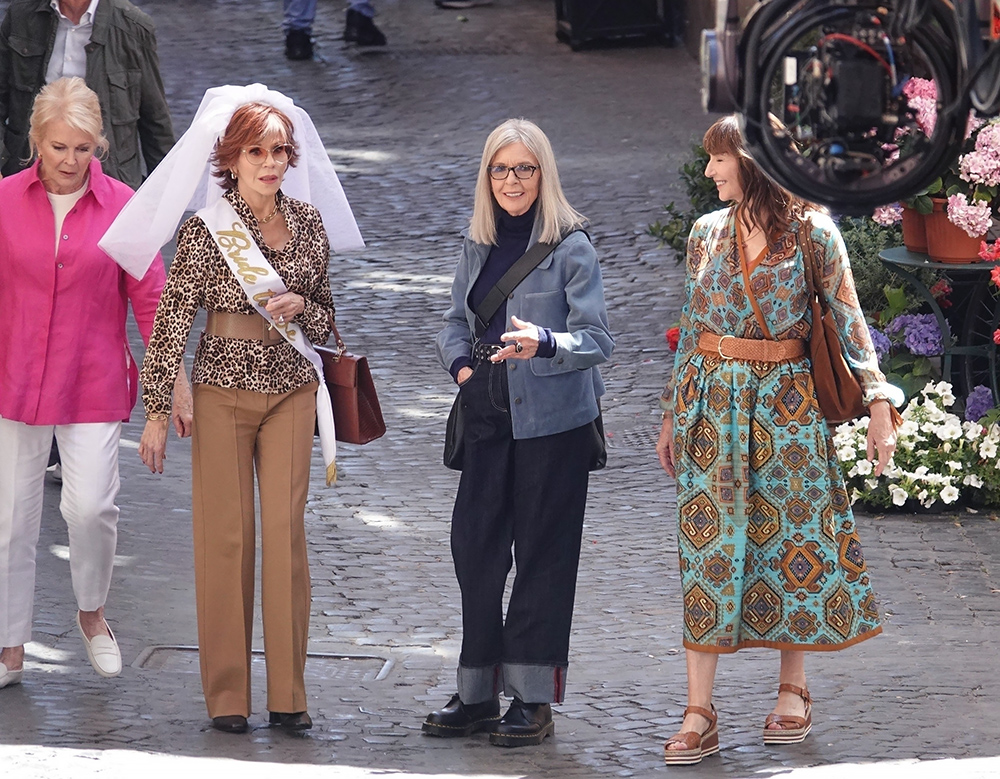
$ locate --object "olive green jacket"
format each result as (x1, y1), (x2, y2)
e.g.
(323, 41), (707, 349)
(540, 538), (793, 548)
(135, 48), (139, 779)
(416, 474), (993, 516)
(0, 0), (174, 188)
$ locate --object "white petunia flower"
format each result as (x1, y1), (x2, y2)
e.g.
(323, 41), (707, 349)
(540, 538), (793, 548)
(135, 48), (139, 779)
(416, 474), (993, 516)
(941, 485), (960, 504)
(855, 459), (874, 476)
(964, 474), (984, 487)
(891, 487), (909, 506)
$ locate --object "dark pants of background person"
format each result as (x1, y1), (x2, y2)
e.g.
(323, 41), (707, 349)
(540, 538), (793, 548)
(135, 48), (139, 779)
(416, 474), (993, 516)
(450, 359), (592, 705)
(191, 381), (316, 719)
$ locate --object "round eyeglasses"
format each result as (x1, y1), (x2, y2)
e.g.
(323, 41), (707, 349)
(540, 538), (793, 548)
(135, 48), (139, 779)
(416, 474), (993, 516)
(241, 144), (294, 166)
(488, 164), (539, 180)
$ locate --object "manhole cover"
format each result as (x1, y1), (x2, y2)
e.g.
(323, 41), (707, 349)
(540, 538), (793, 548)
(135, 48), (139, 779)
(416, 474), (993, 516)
(133, 646), (392, 682)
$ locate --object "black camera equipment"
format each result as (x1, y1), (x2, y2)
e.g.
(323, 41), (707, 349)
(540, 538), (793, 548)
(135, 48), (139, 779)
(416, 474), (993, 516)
(702, 0), (1000, 214)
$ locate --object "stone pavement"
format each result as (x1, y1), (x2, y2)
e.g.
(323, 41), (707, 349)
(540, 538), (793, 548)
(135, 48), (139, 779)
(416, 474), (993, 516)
(2, 1), (1000, 777)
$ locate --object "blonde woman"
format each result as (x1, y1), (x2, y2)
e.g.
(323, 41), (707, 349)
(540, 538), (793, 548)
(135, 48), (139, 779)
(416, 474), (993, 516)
(429, 118), (614, 747)
(0, 78), (181, 688)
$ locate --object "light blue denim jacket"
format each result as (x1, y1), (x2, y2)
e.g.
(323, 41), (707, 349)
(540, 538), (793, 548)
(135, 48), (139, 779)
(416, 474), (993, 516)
(436, 224), (614, 440)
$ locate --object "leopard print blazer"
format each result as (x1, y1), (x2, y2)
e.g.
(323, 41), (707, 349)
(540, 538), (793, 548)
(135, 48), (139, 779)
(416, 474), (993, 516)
(140, 189), (334, 416)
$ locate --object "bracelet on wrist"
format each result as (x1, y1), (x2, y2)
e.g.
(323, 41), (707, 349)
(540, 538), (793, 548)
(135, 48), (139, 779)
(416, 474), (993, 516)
(145, 412), (170, 422)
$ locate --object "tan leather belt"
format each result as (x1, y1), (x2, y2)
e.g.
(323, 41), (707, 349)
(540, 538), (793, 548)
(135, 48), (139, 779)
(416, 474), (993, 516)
(205, 310), (284, 346)
(697, 332), (807, 362)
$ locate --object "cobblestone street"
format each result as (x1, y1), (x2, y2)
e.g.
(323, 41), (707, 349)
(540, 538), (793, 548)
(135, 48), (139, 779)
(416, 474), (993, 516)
(3, 1), (1000, 777)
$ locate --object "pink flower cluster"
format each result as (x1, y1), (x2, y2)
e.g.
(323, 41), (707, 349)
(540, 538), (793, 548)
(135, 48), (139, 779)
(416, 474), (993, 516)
(947, 193), (993, 237)
(959, 122), (1000, 187)
(872, 203), (903, 226)
(904, 77), (937, 137)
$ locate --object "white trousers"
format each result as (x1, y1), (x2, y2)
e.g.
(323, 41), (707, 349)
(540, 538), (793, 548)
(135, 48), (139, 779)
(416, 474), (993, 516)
(0, 418), (121, 647)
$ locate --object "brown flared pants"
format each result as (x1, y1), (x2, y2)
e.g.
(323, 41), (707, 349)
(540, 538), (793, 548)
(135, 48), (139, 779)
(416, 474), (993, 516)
(191, 381), (317, 718)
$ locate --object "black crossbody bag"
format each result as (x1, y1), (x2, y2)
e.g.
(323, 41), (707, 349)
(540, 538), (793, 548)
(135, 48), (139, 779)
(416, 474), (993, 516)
(443, 234), (607, 471)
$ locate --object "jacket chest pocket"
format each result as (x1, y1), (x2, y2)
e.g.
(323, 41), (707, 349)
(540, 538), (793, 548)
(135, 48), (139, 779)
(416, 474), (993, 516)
(106, 69), (141, 123)
(7, 35), (46, 92)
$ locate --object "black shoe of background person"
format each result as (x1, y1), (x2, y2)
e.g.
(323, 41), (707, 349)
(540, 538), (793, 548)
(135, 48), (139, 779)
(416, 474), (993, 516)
(211, 715), (249, 733)
(422, 693), (501, 737)
(269, 710), (313, 730)
(285, 28), (313, 60)
(344, 8), (387, 46)
(489, 699), (553, 747)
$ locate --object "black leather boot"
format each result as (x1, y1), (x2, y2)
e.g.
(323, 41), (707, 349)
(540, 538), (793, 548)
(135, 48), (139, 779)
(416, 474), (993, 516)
(422, 693), (500, 737)
(489, 699), (553, 746)
(285, 28), (313, 60)
(344, 9), (387, 46)
(211, 715), (248, 733)
(269, 710), (313, 730)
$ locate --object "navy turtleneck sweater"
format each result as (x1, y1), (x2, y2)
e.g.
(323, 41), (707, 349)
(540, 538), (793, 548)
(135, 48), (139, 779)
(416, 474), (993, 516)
(449, 203), (556, 380)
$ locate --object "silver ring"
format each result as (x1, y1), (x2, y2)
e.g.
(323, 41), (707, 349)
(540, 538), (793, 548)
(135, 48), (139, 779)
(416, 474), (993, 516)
(515, 342), (523, 353)
(278, 315), (285, 324)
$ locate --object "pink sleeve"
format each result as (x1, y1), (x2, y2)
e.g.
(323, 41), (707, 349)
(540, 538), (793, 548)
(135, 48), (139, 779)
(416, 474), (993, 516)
(125, 252), (167, 346)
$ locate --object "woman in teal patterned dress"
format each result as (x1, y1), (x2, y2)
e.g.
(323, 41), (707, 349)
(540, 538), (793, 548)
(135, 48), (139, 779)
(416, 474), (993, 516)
(655, 116), (902, 765)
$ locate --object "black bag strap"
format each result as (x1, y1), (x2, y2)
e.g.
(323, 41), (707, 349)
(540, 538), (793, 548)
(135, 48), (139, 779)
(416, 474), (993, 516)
(473, 240), (557, 338)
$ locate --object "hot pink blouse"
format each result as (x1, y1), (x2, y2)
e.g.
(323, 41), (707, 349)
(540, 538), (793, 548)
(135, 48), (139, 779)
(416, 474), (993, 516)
(0, 158), (166, 425)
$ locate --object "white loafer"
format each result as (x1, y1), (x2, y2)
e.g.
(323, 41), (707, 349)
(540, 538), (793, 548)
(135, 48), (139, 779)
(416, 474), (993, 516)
(0, 662), (23, 689)
(76, 613), (122, 678)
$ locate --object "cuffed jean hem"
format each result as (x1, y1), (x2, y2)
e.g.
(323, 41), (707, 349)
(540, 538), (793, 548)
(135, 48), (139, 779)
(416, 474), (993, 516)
(457, 662), (569, 704)
(504, 662), (568, 704)
(457, 663), (502, 704)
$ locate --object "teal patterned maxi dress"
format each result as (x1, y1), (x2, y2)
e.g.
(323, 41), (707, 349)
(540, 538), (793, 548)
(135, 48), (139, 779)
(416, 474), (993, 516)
(666, 208), (902, 653)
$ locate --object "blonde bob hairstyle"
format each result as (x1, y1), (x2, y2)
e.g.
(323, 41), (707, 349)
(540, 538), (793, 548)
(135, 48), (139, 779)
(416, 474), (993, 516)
(28, 77), (108, 161)
(470, 118), (586, 246)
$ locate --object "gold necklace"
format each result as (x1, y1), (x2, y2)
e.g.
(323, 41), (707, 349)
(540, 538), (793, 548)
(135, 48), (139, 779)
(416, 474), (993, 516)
(258, 201), (281, 225)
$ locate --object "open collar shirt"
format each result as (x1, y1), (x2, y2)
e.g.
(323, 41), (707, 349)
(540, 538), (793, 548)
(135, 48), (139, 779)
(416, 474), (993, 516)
(45, 0), (100, 82)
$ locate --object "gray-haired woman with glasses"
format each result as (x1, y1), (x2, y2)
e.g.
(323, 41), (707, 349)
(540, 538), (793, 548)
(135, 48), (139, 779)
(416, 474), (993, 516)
(428, 118), (614, 747)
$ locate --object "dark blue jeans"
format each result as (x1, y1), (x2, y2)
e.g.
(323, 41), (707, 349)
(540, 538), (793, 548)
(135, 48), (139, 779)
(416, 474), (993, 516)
(450, 359), (592, 704)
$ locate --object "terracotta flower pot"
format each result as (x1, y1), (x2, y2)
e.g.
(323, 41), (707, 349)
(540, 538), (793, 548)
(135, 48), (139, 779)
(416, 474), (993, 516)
(901, 205), (928, 253)
(924, 198), (985, 263)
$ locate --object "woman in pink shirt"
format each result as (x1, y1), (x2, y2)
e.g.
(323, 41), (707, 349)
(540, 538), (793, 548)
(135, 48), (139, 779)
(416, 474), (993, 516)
(0, 78), (188, 689)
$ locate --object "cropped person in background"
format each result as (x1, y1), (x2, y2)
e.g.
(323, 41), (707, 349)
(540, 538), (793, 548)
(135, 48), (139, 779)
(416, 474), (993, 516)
(282, 0), (386, 59)
(0, 0), (175, 188)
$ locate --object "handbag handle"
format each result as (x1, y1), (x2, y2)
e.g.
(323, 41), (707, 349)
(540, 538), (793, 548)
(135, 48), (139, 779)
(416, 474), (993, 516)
(328, 315), (347, 360)
(798, 219), (826, 311)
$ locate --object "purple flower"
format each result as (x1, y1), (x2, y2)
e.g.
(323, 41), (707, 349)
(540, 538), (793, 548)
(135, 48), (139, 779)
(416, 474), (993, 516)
(868, 325), (891, 360)
(884, 314), (944, 356)
(965, 385), (995, 422)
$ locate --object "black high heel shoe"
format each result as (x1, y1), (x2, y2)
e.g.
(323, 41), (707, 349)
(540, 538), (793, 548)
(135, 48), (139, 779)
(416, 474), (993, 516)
(269, 710), (313, 731)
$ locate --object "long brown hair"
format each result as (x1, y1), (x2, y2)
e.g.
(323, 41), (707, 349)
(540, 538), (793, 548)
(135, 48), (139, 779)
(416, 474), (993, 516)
(702, 115), (806, 239)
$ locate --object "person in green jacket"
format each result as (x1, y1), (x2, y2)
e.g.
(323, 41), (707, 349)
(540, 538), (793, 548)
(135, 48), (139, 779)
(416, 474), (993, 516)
(0, 0), (174, 189)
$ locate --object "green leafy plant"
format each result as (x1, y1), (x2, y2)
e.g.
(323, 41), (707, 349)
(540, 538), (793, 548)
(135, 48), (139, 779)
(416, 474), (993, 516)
(648, 144), (721, 261)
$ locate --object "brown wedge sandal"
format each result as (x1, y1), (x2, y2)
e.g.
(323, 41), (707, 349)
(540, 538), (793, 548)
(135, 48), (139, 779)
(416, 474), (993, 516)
(762, 683), (812, 744)
(663, 704), (719, 765)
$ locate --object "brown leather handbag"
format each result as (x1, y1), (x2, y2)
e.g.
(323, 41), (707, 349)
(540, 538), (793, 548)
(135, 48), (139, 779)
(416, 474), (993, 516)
(315, 322), (386, 445)
(798, 221), (867, 424)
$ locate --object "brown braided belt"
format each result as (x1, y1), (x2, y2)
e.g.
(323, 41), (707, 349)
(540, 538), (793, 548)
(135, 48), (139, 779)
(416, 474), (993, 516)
(697, 332), (807, 362)
(205, 310), (285, 346)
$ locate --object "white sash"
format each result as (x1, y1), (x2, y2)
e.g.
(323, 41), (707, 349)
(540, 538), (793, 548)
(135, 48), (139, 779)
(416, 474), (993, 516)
(198, 198), (337, 485)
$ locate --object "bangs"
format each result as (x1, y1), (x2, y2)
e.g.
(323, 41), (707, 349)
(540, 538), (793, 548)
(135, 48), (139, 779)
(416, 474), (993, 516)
(702, 116), (743, 156)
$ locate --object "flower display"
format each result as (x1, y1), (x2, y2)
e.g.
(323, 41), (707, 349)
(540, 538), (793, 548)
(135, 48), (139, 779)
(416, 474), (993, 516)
(883, 313), (944, 356)
(901, 78), (999, 237)
(965, 385), (995, 423)
(872, 203), (903, 226)
(867, 324), (891, 360)
(836, 382), (1000, 509)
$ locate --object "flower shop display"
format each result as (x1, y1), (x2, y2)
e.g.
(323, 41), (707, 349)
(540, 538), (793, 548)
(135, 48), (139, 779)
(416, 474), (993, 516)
(892, 78), (998, 262)
(835, 381), (1000, 510)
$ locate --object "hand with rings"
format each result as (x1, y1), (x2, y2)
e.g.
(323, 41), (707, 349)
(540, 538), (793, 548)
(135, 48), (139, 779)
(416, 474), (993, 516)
(264, 291), (305, 325)
(493, 315), (540, 362)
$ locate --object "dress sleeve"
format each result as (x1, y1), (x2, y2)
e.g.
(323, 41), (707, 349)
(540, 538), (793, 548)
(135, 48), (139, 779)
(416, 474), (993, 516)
(139, 218), (206, 416)
(662, 221), (706, 410)
(810, 217), (904, 407)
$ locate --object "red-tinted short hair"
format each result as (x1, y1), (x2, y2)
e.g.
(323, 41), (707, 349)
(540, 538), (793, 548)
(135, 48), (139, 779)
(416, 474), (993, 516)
(211, 103), (299, 190)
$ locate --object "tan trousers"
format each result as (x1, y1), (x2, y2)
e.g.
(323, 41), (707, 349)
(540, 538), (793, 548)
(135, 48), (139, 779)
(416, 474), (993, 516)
(191, 382), (316, 718)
